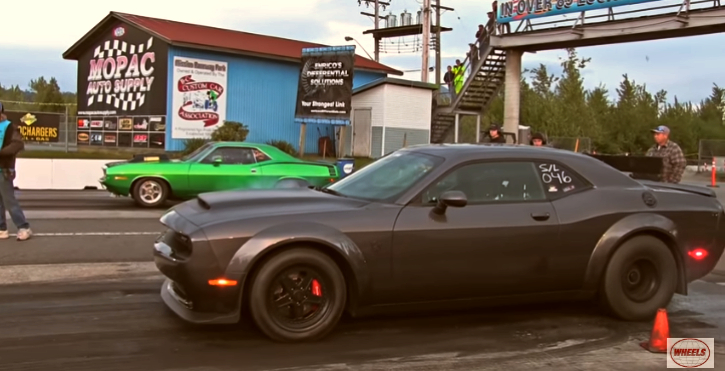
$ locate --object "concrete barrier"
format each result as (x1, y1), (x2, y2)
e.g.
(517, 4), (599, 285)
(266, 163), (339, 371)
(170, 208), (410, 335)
(14, 159), (112, 190)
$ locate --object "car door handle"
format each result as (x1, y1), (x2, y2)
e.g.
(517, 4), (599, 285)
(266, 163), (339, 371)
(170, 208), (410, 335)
(530, 212), (550, 221)
(250, 168), (257, 173)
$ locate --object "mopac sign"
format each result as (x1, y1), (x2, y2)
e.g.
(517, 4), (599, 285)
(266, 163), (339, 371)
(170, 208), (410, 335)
(76, 23), (168, 117)
(496, 0), (663, 24)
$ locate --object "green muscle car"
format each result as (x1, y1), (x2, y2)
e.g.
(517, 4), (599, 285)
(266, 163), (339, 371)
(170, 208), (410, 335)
(100, 142), (341, 208)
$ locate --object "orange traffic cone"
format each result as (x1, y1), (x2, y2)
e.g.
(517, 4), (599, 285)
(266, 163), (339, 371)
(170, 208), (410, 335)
(640, 308), (670, 353)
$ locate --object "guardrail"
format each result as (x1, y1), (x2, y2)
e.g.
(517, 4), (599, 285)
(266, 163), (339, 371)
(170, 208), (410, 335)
(14, 159), (110, 190)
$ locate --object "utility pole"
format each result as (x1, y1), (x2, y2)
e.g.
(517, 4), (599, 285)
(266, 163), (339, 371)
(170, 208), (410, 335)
(421, 0), (431, 82)
(358, 0), (390, 61)
(435, 0), (441, 85)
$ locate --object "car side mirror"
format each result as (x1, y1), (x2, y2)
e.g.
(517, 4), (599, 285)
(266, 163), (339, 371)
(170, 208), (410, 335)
(213, 157), (223, 166)
(432, 190), (467, 215)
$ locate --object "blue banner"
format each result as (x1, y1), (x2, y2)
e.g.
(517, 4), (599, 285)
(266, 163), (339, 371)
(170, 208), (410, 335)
(496, 0), (662, 24)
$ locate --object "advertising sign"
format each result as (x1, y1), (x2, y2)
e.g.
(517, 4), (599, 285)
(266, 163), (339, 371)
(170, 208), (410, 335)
(76, 22), (168, 116)
(170, 56), (228, 139)
(496, 0), (662, 23)
(77, 115), (166, 149)
(294, 46), (355, 124)
(667, 338), (714, 368)
(4, 111), (60, 143)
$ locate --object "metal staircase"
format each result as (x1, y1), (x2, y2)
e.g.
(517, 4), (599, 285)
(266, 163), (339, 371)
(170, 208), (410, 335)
(430, 24), (507, 143)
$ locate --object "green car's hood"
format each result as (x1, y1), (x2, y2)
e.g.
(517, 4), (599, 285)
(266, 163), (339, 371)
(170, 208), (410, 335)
(105, 155), (182, 169)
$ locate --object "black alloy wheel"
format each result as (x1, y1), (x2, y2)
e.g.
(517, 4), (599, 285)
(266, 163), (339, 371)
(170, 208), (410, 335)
(621, 258), (660, 303)
(600, 235), (677, 321)
(268, 266), (329, 329)
(248, 247), (346, 342)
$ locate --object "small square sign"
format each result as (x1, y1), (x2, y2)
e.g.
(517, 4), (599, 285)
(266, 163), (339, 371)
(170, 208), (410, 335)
(667, 338), (714, 368)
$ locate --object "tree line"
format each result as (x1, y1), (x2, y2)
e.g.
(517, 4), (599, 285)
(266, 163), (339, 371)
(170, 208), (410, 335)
(3, 53), (725, 160)
(458, 48), (725, 159)
(0, 77), (77, 115)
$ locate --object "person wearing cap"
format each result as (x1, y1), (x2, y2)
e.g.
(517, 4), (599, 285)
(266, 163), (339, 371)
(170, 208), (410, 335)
(0, 102), (31, 241)
(530, 132), (547, 147)
(646, 125), (686, 184)
(485, 124), (506, 143)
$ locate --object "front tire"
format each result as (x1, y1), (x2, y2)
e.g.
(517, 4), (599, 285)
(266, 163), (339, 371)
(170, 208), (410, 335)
(600, 235), (677, 321)
(248, 247), (346, 342)
(132, 178), (169, 208)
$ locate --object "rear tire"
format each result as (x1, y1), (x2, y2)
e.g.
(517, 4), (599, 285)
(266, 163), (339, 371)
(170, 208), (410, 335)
(132, 178), (169, 208)
(600, 235), (677, 321)
(248, 247), (346, 342)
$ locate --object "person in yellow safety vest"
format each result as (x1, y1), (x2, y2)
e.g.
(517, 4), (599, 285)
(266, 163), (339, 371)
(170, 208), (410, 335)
(452, 59), (465, 95)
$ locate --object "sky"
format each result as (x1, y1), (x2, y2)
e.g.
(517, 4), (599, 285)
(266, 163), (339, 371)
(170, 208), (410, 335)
(0, 0), (722, 104)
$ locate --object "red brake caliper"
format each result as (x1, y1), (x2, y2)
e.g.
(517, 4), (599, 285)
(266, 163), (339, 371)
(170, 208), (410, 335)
(311, 279), (322, 296)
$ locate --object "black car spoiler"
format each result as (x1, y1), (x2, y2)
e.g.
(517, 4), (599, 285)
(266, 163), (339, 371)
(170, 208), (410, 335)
(636, 180), (717, 197)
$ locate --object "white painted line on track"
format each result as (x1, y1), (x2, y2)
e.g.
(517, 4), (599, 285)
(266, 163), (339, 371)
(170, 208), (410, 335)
(0, 262), (162, 285)
(7, 231), (161, 237)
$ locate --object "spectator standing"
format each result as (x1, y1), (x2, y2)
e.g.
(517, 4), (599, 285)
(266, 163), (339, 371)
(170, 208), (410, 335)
(443, 66), (454, 101)
(645, 125), (687, 183)
(475, 24), (487, 57)
(485, 124), (506, 143)
(452, 59), (465, 96)
(0, 102), (32, 241)
(530, 132), (548, 146)
(469, 43), (479, 68)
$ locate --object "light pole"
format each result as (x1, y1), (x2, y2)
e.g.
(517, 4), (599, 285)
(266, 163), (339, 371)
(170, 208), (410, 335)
(344, 36), (375, 61)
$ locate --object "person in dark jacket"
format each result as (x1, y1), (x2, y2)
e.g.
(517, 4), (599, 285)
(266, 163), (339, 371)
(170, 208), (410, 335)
(485, 124), (506, 143)
(530, 132), (547, 146)
(0, 102), (31, 240)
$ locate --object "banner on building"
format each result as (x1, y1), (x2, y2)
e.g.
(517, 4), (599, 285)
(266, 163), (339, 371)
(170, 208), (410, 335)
(294, 45), (355, 125)
(496, 0), (662, 23)
(170, 56), (228, 139)
(4, 111), (60, 143)
(75, 22), (169, 116)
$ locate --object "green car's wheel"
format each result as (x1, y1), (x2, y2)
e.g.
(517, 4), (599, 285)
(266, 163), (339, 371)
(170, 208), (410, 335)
(275, 178), (310, 189)
(132, 178), (169, 208)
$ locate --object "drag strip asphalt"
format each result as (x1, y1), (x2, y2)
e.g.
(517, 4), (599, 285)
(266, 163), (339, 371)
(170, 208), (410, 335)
(0, 188), (723, 370)
(0, 277), (722, 371)
(15, 189), (181, 210)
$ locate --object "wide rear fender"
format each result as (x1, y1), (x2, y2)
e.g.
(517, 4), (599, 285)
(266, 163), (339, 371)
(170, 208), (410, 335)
(224, 222), (369, 301)
(582, 213), (687, 294)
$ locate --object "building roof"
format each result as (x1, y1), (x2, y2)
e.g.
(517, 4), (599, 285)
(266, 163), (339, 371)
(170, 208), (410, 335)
(63, 12), (404, 76)
(353, 77), (439, 95)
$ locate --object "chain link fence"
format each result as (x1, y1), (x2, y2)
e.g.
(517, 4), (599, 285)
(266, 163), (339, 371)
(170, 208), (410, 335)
(548, 136), (591, 153)
(2, 101), (77, 152)
(697, 139), (725, 172)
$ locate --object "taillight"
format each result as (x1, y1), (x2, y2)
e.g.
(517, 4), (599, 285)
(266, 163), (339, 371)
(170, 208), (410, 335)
(208, 279), (238, 286)
(688, 248), (708, 260)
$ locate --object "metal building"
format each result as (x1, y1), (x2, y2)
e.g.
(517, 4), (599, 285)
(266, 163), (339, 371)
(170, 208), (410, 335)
(62, 12), (402, 153)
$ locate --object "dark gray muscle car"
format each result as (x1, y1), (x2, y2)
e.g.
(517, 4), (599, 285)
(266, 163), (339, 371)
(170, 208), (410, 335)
(153, 144), (725, 342)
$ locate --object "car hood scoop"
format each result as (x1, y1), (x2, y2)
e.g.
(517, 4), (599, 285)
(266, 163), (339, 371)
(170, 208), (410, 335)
(176, 188), (368, 227)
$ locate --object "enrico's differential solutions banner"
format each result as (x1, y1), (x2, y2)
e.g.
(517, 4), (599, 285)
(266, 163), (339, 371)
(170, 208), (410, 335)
(5, 111), (60, 143)
(294, 46), (355, 123)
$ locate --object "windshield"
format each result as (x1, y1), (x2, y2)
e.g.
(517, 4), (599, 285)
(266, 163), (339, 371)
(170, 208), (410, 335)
(326, 151), (444, 202)
(181, 142), (213, 162)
